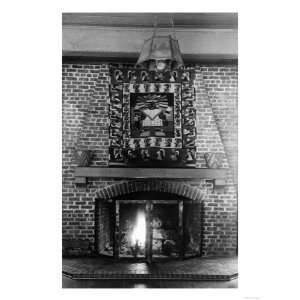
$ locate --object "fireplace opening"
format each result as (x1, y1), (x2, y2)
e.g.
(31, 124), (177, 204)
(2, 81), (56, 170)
(96, 192), (202, 261)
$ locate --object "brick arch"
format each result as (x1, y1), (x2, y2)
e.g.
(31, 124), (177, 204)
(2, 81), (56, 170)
(96, 180), (205, 201)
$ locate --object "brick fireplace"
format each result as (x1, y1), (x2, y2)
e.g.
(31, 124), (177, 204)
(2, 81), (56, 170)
(95, 183), (205, 261)
(62, 62), (238, 259)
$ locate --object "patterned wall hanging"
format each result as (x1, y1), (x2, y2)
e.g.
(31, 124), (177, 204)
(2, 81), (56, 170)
(109, 67), (196, 167)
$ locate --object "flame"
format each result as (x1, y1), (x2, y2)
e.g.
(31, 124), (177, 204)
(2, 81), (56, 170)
(131, 211), (146, 246)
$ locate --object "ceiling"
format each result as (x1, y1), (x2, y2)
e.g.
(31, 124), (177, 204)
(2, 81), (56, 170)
(62, 13), (238, 29)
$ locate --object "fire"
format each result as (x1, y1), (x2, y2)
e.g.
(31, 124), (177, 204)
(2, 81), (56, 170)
(131, 211), (146, 247)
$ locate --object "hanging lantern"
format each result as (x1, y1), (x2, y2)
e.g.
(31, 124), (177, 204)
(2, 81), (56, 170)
(136, 17), (184, 72)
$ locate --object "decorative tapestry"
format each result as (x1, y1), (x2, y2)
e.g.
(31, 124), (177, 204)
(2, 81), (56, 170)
(109, 67), (196, 167)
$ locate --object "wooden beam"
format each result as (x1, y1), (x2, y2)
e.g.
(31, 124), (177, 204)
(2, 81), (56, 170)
(63, 26), (238, 60)
(62, 13), (238, 29)
(145, 200), (153, 263)
(75, 167), (227, 180)
(113, 200), (120, 259)
(63, 55), (238, 65)
(178, 200), (184, 259)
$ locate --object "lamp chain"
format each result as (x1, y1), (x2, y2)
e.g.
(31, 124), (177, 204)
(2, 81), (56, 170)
(152, 15), (176, 38)
(152, 16), (158, 38)
(170, 15), (176, 39)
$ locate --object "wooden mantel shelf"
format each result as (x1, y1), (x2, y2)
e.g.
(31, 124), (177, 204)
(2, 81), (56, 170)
(74, 167), (227, 187)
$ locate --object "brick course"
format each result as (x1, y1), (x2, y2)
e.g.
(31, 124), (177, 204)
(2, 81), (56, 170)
(62, 62), (238, 256)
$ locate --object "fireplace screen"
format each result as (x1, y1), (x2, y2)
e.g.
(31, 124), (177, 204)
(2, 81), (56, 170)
(152, 203), (180, 257)
(96, 192), (202, 260)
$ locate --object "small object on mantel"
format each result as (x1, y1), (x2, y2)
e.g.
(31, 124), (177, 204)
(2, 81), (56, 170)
(75, 149), (93, 167)
(204, 152), (224, 169)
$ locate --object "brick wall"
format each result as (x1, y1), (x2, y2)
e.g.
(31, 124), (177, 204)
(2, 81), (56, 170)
(200, 65), (238, 183)
(62, 62), (238, 257)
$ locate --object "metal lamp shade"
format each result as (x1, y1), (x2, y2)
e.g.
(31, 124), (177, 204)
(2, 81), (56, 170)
(136, 35), (184, 71)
